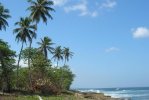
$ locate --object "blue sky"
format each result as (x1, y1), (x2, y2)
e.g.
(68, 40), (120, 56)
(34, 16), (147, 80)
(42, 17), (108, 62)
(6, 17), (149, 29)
(1, 0), (149, 88)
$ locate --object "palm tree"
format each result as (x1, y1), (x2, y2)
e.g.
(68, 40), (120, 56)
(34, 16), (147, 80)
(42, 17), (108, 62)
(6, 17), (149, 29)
(27, 0), (54, 24)
(27, 0), (54, 91)
(63, 47), (73, 65)
(27, 0), (54, 83)
(13, 17), (36, 88)
(52, 46), (63, 67)
(37, 36), (54, 59)
(27, 0), (55, 47)
(0, 3), (11, 31)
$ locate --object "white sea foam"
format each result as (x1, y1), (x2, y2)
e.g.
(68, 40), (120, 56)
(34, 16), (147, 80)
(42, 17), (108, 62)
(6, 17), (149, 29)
(77, 88), (149, 99)
(78, 89), (101, 93)
(103, 91), (149, 98)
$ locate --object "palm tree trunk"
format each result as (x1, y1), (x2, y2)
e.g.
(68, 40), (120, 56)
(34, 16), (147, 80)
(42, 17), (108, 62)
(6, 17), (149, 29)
(28, 22), (37, 92)
(64, 59), (66, 66)
(60, 67), (64, 92)
(57, 60), (58, 67)
(43, 48), (48, 60)
(16, 42), (24, 88)
(60, 59), (66, 92)
(28, 40), (33, 92)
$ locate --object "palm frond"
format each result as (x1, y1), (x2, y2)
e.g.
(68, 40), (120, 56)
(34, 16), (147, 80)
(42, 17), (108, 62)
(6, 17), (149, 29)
(27, 0), (54, 24)
(13, 17), (36, 44)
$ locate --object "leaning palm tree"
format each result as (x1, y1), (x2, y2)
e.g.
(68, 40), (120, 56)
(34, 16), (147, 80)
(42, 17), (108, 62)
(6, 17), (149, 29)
(0, 3), (11, 31)
(63, 47), (73, 65)
(52, 46), (63, 67)
(13, 17), (36, 88)
(37, 36), (54, 59)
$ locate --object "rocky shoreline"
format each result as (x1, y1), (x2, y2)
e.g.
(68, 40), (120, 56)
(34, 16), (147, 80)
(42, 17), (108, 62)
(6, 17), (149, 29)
(74, 91), (130, 100)
(0, 91), (131, 100)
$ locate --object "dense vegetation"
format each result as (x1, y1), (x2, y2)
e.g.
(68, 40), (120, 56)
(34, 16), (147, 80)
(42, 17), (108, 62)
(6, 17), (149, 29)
(0, 0), (75, 95)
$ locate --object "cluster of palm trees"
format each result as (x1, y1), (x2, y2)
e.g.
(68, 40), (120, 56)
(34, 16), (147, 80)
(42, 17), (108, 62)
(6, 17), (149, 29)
(37, 37), (73, 67)
(13, 0), (54, 89)
(0, 0), (74, 91)
(52, 46), (73, 67)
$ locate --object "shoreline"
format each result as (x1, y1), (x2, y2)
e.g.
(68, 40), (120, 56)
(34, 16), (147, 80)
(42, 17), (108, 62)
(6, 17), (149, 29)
(0, 90), (130, 100)
(74, 91), (121, 100)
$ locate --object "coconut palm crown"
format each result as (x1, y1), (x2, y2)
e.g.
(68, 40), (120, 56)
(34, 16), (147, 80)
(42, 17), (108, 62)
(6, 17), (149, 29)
(63, 47), (73, 65)
(13, 17), (37, 43)
(37, 36), (54, 59)
(52, 46), (63, 67)
(0, 3), (11, 31)
(27, 0), (55, 24)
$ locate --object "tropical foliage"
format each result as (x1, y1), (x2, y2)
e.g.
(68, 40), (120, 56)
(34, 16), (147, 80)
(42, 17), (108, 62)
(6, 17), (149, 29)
(0, 39), (16, 92)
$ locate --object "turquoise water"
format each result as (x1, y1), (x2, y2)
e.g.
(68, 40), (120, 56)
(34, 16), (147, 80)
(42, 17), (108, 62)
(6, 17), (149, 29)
(76, 87), (149, 100)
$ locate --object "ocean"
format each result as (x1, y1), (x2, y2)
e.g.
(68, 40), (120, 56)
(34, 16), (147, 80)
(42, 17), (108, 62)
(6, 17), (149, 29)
(75, 87), (149, 100)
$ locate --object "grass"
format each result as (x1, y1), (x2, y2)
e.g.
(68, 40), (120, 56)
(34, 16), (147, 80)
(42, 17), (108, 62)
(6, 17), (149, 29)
(42, 95), (78, 100)
(0, 95), (39, 100)
(0, 95), (85, 100)
(0, 90), (87, 100)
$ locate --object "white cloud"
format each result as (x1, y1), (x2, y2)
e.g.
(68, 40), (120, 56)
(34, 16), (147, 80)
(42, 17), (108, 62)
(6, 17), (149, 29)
(64, 0), (98, 17)
(101, 0), (117, 9)
(54, 0), (117, 17)
(91, 11), (98, 17)
(132, 27), (149, 38)
(53, 0), (68, 6)
(15, 59), (27, 67)
(105, 47), (120, 53)
(64, 1), (87, 14)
